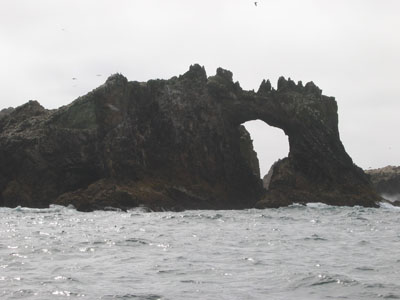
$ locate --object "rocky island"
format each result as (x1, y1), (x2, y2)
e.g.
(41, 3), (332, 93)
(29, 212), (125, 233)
(366, 166), (400, 205)
(0, 65), (382, 211)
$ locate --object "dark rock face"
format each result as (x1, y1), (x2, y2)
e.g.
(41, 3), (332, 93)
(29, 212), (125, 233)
(366, 166), (400, 205)
(0, 64), (381, 211)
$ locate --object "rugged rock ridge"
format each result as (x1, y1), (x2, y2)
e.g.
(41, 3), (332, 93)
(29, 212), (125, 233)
(0, 65), (381, 211)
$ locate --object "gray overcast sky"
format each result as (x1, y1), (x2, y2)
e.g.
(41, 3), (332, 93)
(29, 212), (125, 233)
(1, 0), (399, 175)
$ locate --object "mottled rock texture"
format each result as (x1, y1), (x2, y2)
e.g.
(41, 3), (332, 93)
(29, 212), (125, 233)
(0, 65), (381, 211)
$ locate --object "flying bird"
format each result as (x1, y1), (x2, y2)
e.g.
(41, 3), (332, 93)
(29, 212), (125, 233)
(72, 77), (77, 80)
(254, 2), (258, 6)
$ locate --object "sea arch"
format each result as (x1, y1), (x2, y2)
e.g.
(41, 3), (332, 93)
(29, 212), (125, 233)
(206, 66), (378, 207)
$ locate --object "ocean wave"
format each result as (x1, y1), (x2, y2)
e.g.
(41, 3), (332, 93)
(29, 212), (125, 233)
(0, 204), (76, 214)
(379, 202), (400, 210)
(381, 193), (400, 202)
(1, 201), (399, 300)
(305, 202), (334, 209)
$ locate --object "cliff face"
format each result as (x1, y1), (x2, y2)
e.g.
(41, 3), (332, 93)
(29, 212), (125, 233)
(0, 65), (381, 211)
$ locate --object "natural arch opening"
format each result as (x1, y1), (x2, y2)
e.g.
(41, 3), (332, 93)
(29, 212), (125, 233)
(243, 120), (289, 179)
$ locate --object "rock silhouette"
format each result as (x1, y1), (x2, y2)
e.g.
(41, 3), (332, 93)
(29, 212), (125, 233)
(0, 65), (381, 211)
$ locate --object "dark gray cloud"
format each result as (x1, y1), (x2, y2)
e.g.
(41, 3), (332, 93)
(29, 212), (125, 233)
(1, 0), (399, 171)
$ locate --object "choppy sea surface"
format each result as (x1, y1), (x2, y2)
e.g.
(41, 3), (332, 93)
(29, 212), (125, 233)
(1, 203), (399, 300)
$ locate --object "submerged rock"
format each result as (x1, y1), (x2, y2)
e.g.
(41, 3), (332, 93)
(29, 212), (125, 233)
(0, 64), (381, 211)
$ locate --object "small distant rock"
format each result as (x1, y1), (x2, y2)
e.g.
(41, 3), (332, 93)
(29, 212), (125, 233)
(366, 166), (400, 201)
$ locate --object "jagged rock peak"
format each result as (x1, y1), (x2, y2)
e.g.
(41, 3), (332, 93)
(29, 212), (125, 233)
(216, 67), (234, 82)
(276, 76), (322, 96)
(304, 81), (322, 95)
(207, 67), (242, 96)
(181, 64), (207, 82)
(15, 100), (45, 114)
(257, 79), (272, 95)
(277, 76), (297, 91)
(277, 76), (287, 90)
(105, 73), (128, 85)
(20, 100), (42, 108)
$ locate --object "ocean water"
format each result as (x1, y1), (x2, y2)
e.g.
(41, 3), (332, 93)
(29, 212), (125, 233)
(1, 203), (399, 300)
